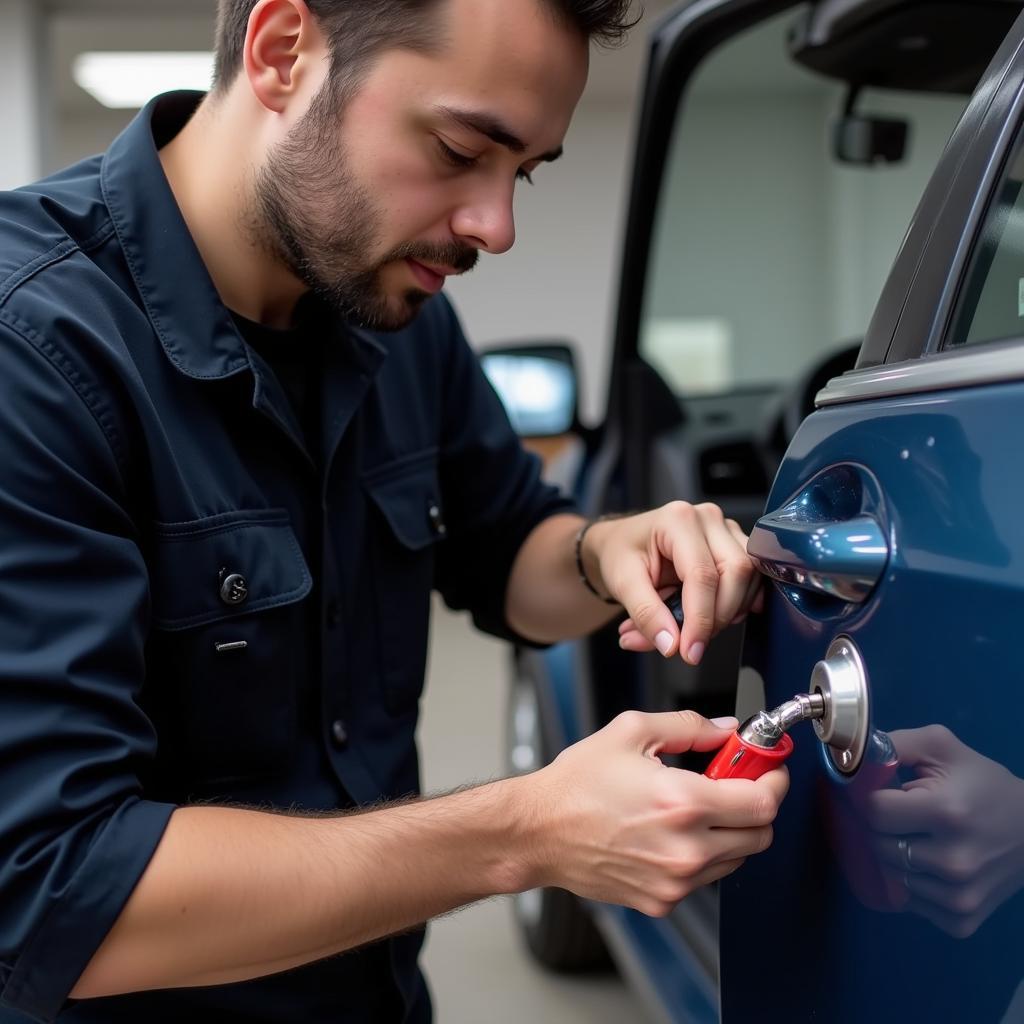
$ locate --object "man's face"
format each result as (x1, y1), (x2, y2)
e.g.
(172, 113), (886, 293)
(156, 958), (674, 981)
(251, 0), (589, 330)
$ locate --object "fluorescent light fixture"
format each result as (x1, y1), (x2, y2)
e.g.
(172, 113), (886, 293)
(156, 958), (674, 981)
(72, 51), (215, 109)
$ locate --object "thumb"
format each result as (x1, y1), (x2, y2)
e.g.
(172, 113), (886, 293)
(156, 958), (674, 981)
(617, 576), (683, 659)
(634, 710), (738, 758)
(888, 724), (964, 768)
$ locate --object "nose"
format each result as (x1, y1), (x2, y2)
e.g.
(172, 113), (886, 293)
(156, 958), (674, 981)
(450, 181), (517, 255)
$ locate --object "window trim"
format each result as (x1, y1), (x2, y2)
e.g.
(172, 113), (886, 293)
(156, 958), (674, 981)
(816, 335), (1024, 405)
(881, 12), (1024, 364)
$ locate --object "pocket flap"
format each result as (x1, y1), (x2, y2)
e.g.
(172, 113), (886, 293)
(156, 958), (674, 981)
(151, 509), (312, 630)
(362, 452), (445, 552)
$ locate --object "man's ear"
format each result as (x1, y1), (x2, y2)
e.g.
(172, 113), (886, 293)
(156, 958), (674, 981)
(243, 0), (325, 113)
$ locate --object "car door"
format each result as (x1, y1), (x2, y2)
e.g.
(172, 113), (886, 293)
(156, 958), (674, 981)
(581, 0), (985, 1017)
(720, 14), (1024, 1023)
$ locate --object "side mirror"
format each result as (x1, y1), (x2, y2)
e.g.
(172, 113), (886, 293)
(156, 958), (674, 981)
(833, 113), (909, 165)
(480, 342), (580, 438)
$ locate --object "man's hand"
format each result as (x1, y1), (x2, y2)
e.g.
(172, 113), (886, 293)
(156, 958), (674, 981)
(516, 710), (788, 917)
(586, 503), (763, 665)
(866, 725), (1024, 939)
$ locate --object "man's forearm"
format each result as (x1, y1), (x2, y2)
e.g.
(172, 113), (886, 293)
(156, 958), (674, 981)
(71, 778), (530, 999)
(505, 513), (622, 643)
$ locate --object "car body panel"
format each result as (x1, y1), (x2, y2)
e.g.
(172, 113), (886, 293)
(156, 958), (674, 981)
(722, 382), (1024, 1021)
(719, 15), (1024, 1018)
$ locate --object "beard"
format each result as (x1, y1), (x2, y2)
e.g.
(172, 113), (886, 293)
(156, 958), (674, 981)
(249, 86), (477, 331)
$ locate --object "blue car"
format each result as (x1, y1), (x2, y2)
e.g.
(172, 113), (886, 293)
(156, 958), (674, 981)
(484, 0), (1024, 1020)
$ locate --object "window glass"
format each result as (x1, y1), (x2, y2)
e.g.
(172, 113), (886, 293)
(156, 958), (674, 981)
(947, 140), (1024, 348)
(639, 8), (966, 395)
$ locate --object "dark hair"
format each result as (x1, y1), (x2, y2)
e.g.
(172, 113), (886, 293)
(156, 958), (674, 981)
(213, 0), (640, 94)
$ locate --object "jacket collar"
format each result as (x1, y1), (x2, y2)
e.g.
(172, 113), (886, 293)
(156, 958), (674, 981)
(99, 90), (387, 384)
(101, 91), (251, 381)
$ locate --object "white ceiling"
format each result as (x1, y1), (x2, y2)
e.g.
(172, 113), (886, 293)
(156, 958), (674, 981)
(48, 0), (827, 118)
(48, 0), (686, 115)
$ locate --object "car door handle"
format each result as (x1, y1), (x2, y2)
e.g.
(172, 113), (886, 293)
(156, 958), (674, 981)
(747, 510), (888, 603)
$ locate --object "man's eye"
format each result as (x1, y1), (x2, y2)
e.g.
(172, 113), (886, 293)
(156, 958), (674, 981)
(516, 168), (535, 186)
(436, 138), (477, 169)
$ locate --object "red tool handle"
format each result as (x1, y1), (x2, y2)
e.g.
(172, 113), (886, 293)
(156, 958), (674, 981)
(705, 731), (794, 780)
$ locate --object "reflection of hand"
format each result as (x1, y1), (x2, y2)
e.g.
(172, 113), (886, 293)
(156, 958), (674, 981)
(523, 710), (788, 917)
(587, 502), (763, 664)
(866, 724), (1024, 938)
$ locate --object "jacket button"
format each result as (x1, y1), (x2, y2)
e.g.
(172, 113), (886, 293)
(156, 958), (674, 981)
(327, 600), (343, 628)
(330, 720), (349, 748)
(219, 573), (249, 605)
(427, 502), (447, 537)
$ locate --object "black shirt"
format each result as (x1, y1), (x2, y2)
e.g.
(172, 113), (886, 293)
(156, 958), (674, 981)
(0, 92), (573, 1023)
(231, 294), (328, 465)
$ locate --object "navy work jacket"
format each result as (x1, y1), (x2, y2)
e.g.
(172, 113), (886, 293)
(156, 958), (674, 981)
(0, 92), (572, 1023)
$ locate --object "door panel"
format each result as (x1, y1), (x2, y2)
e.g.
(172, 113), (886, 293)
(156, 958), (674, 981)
(722, 384), (1024, 1021)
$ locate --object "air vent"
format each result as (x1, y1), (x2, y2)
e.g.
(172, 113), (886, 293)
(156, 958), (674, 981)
(699, 442), (769, 497)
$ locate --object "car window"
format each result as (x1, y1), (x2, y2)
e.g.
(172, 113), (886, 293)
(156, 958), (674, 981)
(947, 133), (1024, 349)
(639, 7), (966, 396)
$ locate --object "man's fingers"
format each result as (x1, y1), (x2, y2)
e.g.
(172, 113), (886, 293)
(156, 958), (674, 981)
(618, 629), (654, 651)
(872, 834), (950, 880)
(688, 856), (748, 888)
(612, 504), (759, 663)
(699, 514), (758, 630)
(615, 577), (686, 659)
(686, 768), (790, 826)
(619, 709), (738, 756)
(618, 588), (681, 649)
(865, 785), (941, 834)
(887, 725), (964, 768)
(659, 514), (718, 663)
(659, 506), (755, 661)
(725, 518), (764, 619)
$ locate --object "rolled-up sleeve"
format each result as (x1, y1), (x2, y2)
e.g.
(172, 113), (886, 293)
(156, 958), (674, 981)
(431, 298), (577, 640)
(0, 316), (173, 1022)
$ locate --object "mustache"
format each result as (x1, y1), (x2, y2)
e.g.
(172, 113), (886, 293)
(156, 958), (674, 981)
(387, 240), (479, 275)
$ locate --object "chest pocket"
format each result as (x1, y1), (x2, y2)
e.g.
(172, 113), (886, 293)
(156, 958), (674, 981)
(145, 509), (312, 788)
(362, 451), (446, 715)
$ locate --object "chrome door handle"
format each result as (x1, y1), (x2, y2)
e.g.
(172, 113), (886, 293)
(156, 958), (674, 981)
(747, 510), (888, 603)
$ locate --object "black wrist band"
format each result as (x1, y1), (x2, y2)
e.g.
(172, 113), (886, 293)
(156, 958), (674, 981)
(574, 520), (620, 605)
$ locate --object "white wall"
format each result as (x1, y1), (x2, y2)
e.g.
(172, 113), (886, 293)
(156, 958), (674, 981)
(639, 61), (967, 394)
(824, 89), (967, 344)
(644, 91), (832, 387)
(0, 0), (47, 189)
(445, 98), (639, 422)
(52, 109), (137, 170)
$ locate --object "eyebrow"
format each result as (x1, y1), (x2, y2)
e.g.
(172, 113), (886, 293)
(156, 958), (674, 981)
(434, 105), (564, 163)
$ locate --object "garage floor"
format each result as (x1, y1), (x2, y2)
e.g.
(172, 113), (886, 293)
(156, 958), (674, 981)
(418, 598), (645, 1023)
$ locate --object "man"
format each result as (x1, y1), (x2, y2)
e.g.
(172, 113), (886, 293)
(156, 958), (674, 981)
(0, 0), (787, 1020)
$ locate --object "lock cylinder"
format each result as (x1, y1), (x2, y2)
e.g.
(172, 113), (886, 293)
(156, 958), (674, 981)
(809, 636), (871, 774)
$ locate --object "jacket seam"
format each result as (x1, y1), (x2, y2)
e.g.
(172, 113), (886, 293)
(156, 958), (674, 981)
(0, 309), (129, 480)
(153, 585), (311, 631)
(154, 508), (290, 537)
(0, 222), (117, 309)
(360, 447), (440, 485)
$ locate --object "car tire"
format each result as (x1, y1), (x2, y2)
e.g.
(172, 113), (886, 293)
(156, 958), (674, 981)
(505, 661), (613, 973)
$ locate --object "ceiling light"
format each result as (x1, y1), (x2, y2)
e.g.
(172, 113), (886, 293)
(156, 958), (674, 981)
(72, 52), (215, 109)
